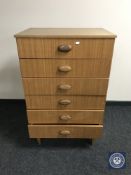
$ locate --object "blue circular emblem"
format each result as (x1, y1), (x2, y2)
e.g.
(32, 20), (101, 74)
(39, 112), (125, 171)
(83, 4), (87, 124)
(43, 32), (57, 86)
(109, 153), (125, 168)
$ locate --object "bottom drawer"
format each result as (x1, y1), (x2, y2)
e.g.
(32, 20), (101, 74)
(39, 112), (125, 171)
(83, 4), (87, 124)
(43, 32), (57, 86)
(28, 125), (103, 138)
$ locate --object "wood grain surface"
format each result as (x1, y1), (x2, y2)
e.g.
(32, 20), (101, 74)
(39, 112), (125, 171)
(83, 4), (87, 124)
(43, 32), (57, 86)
(28, 124), (103, 138)
(15, 28), (116, 38)
(17, 38), (114, 59)
(23, 78), (109, 95)
(20, 59), (112, 78)
(27, 109), (104, 124)
(25, 95), (106, 110)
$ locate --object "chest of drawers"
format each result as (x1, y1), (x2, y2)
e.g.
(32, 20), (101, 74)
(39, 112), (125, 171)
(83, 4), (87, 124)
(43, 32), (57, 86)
(15, 28), (116, 144)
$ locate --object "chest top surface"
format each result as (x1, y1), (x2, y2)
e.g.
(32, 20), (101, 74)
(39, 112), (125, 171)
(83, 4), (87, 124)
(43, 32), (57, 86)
(15, 28), (116, 38)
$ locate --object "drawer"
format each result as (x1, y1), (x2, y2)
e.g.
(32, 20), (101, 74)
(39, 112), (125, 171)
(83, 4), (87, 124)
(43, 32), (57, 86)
(23, 78), (108, 95)
(28, 125), (103, 138)
(27, 110), (104, 124)
(16, 38), (114, 59)
(25, 96), (106, 110)
(20, 59), (111, 78)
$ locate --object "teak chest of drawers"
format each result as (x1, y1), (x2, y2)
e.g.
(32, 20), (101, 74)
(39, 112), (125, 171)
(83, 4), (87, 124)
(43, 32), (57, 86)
(15, 28), (116, 144)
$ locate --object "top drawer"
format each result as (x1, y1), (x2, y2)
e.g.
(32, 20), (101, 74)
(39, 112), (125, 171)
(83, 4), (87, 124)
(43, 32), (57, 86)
(16, 38), (114, 59)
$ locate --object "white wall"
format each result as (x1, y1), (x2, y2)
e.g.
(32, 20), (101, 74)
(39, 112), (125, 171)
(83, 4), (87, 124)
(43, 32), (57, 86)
(0, 0), (131, 100)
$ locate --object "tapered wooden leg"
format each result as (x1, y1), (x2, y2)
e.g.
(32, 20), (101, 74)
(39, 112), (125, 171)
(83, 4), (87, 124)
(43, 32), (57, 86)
(37, 138), (41, 145)
(91, 139), (96, 145)
(92, 139), (96, 144)
(88, 139), (96, 145)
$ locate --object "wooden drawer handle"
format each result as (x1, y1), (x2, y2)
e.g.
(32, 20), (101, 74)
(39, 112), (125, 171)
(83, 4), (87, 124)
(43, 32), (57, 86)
(59, 114), (72, 121)
(58, 84), (72, 90)
(58, 66), (72, 72)
(58, 44), (72, 52)
(59, 99), (71, 105)
(59, 130), (71, 135)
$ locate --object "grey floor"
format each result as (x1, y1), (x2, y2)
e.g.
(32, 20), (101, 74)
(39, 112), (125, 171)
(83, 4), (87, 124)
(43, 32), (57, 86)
(0, 100), (131, 175)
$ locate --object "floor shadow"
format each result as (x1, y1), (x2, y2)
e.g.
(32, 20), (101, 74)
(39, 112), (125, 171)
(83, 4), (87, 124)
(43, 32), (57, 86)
(0, 100), (29, 145)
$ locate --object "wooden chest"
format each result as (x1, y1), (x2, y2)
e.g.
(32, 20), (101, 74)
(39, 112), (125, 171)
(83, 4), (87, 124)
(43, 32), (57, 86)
(15, 28), (116, 144)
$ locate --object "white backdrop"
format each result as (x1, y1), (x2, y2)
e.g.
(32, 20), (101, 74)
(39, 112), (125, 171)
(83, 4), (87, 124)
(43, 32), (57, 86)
(0, 0), (131, 100)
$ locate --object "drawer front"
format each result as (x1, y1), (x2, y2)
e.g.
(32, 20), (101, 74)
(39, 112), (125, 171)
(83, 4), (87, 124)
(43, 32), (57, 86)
(28, 125), (103, 138)
(20, 59), (111, 78)
(27, 110), (104, 124)
(23, 78), (108, 95)
(17, 38), (114, 59)
(25, 96), (106, 110)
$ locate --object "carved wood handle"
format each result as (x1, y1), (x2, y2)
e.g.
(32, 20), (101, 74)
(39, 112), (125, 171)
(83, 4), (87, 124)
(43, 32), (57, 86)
(59, 114), (72, 121)
(59, 130), (71, 135)
(59, 99), (71, 105)
(58, 44), (72, 52)
(58, 66), (72, 72)
(58, 84), (72, 90)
